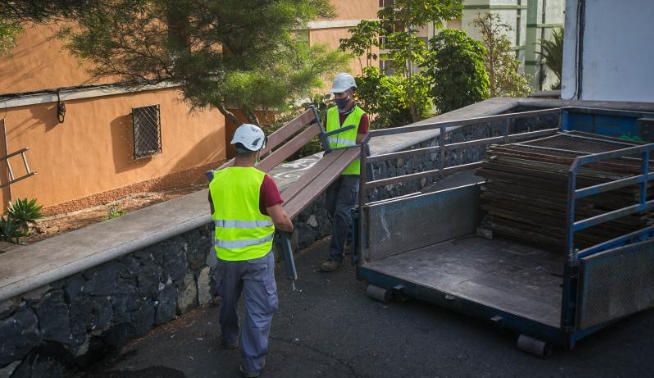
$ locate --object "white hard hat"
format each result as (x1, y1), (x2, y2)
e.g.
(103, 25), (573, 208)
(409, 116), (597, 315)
(330, 72), (357, 93)
(230, 123), (266, 152)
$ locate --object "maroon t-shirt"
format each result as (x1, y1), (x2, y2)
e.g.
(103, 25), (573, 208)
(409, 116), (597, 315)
(338, 112), (369, 134)
(208, 174), (283, 216)
(259, 175), (283, 215)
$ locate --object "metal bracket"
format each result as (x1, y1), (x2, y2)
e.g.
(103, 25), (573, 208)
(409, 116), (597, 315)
(320, 125), (356, 153)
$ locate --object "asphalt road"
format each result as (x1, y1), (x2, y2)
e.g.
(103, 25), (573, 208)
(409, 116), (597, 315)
(89, 238), (654, 378)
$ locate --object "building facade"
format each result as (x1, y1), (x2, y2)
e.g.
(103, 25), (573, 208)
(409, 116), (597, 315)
(0, 23), (225, 214)
(561, 0), (654, 102)
(460, 0), (565, 91)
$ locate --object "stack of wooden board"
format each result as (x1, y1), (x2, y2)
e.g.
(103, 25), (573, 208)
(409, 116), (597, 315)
(476, 132), (653, 251)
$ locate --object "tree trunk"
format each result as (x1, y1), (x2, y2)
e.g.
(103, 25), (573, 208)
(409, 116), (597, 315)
(244, 109), (261, 126)
(214, 102), (242, 126)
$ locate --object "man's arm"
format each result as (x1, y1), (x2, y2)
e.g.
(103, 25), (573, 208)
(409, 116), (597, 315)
(356, 113), (369, 144)
(266, 204), (294, 233)
(261, 175), (293, 233)
(208, 191), (214, 215)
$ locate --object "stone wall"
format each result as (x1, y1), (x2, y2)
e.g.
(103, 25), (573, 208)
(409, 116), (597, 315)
(0, 226), (214, 376)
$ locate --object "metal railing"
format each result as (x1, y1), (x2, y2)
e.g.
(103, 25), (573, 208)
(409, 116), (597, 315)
(360, 107), (562, 202)
(566, 144), (654, 260)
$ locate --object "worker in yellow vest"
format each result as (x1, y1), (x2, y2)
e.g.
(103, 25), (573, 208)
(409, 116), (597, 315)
(320, 72), (369, 272)
(209, 124), (294, 378)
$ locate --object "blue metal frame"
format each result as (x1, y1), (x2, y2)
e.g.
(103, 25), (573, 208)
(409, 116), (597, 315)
(563, 128), (654, 344)
(356, 106), (654, 350)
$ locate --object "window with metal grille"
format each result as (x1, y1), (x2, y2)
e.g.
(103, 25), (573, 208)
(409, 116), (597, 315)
(132, 105), (162, 159)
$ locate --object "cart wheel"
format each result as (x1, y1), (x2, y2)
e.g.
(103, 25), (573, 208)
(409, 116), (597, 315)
(516, 334), (552, 357)
(366, 284), (391, 303)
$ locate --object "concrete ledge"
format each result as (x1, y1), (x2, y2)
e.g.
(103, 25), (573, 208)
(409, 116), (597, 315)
(0, 190), (210, 302)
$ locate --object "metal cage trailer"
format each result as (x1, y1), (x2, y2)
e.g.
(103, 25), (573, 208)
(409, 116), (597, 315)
(354, 107), (654, 355)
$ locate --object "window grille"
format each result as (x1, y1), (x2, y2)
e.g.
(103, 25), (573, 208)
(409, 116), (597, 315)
(132, 105), (162, 159)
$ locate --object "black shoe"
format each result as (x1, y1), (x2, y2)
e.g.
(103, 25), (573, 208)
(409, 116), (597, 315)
(221, 338), (239, 350)
(240, 365), (260, 377)
(320, 259), (341, 272)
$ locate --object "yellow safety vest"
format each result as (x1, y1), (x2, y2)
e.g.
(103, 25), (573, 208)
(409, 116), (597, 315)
(326, 105), (365, 175)
(209, 167), (275, 261)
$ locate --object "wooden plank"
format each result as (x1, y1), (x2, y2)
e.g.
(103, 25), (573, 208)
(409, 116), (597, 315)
(283, 148), (360, 219)
(261, 109), (317, 156)
(256, 123), (320, 172)
(216, 108), (318, 171)
(280, 151), (346, 204)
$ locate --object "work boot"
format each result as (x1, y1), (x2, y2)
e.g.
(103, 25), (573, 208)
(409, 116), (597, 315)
(320, 259), (341, 272)
(221, 338), (238, 350)
(240, 365), (260, 378)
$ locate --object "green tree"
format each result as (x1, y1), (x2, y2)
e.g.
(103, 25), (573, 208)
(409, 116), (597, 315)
(537, 28), (564, 89)
(423, 29), (489, 113)
(338, 20), (383, 71)
(355, 66), (412, 128)
(340, 0), (462, 124)
(1, 0), (346, 125)
(472, 13), (531, 97)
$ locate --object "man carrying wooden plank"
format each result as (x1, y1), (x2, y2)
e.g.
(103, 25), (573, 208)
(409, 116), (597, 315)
(208, 124), (294, 378)
(320, 73), (370, 272)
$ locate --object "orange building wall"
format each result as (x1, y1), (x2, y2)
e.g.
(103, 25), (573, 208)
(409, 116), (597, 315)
(324, 0), (379, 20)
(310, 0), (380, 75)
(309, 28), (377, 76)
(0, 88), (225, 211)
(0, 23), (115, 95)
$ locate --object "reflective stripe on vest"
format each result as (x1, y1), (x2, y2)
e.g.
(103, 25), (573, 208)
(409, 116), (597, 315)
(213, 219), (274, 228)
(209, 167), (275, 261)
(214, 233), (275, 249)
(326, 106), (365, 175)
(326, 137), (357, 147)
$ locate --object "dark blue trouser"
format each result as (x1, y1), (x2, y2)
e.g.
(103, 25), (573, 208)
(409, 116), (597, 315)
(325, 175), (360, 262)
(216, 252), (278, 373)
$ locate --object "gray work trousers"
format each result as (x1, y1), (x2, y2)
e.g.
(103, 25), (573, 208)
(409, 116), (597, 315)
(215, 251), (278, 373)
(325, 175), (360, 262)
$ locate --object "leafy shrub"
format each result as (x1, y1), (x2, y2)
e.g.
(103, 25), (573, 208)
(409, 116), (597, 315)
(1, 198), (43, 243)
(355, 67), (415, 129)
(423, 29), (490, 113)
(537, 28), (564, 90)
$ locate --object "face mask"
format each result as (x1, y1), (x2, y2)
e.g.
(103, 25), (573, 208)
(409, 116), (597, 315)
(335, 97), (350, 112)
